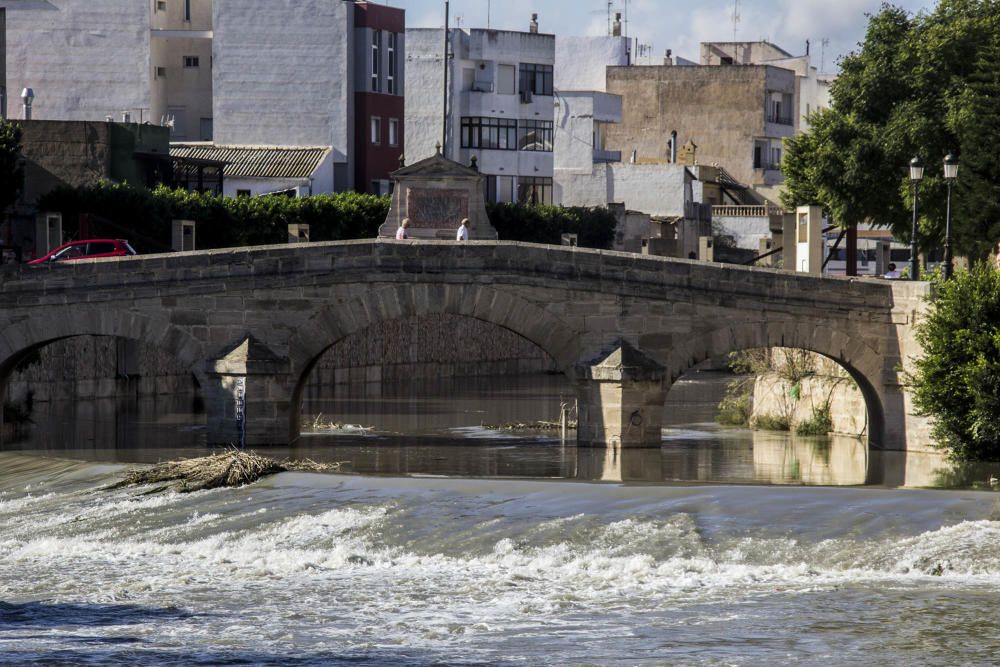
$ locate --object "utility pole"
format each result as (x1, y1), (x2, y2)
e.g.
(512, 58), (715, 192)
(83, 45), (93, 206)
(442, 0), (450, 156)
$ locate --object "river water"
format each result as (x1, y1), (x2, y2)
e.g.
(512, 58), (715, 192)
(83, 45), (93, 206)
(2, 372), (1000, 665)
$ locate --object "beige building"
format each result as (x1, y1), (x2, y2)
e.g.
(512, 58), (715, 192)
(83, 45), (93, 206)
(150, 0), (214, 140)
(604, 63), (796, 202)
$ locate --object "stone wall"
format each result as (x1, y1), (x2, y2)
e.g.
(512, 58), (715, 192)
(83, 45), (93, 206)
(752, 372), (869, 438)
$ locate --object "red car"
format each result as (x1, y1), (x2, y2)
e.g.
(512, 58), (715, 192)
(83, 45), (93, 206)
(28, 239), (137, 265)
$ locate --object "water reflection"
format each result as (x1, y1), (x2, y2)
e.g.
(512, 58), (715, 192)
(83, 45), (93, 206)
(2, 371), (997, 490)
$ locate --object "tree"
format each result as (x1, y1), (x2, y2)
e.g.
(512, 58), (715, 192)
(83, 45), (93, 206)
(911, 263), (1000, 461)
(0, 119), (23, 215)
(782, 0), (1000, 260)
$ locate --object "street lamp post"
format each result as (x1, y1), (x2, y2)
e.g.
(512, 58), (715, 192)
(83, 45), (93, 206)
(942, 153), (958, 279)
(909, 156), (924, 280)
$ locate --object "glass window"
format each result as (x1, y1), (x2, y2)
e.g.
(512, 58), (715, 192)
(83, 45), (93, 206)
(518, 63), (553, 96)
(184, 0), (191, 21)
(387, 33), (397, 95)
(371, 116), (381, 145)
(517, 177), (552, 206)
(497, 64), (516, 95)
(388, 118), (399, 146)
(183, 56), (199, 68)
(518, 120), (553, 152)
(460, 117), (517, 151)
(371, 30), (382, 92)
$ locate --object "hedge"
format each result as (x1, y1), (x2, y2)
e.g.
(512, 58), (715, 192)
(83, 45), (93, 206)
(36, 183), (617, 251)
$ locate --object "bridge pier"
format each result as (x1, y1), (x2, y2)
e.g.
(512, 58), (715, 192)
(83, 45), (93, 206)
(575, 341), (666, 448)
(204, 336), (293, 446)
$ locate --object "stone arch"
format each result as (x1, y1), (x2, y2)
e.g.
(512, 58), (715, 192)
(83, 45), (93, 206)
(663, 320), (887, 447)
(0, 308), (209, 400)
(284, 283), (581, 438)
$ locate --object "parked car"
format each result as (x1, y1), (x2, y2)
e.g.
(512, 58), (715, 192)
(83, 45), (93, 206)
(27, 239), (137, 265)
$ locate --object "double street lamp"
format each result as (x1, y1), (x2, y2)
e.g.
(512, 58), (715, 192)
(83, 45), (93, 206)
(942, 153), (959, 279)
(909, 156), (924, 281)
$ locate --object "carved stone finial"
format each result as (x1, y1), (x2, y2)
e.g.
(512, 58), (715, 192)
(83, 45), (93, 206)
(435, 142), (442, 155)
(399, 154), (405, 168)
(469, 155), (478, 171)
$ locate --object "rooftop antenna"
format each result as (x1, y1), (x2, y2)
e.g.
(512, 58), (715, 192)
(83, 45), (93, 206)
(487, 0), (491, 28)
(607, 1), (613, 35)
(820, 37), (830, 72)
(732, 0), (740, 43)
(442, 0), (450, 156)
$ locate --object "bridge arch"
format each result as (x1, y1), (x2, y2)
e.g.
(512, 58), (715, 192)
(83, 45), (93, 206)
(285, 283), (581, 438)
(0, 309), (210, 398)
(663, 320), (887, 447)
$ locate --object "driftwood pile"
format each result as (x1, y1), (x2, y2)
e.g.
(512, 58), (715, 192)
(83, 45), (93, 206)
(481, 420), (577, 432)
(106, 449), (344, 494)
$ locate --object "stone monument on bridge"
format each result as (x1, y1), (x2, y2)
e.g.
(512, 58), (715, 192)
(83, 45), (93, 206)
(377, 147), (498, 240)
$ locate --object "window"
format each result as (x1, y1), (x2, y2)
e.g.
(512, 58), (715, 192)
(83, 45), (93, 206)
(483, 175), (514, 203)
(387, 33), (397, 95)
(461, 117), (517, 150)
(497, 64), (516, 95)
(236, 189), (251, 198)
(388, 118), (399, 146)
(184, 0), (191, 21)
(183, 56), (199, 68)
(518, 120), (553, 152)
(371, 116), (381, 145)
(371, 30), (382, 92)
(156, 0), (167, 11)
(517, 177), (552, 206)
(518, 63), (553, 97)
(155, 67), (167, 78)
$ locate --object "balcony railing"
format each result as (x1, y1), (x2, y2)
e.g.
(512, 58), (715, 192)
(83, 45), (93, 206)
(712, 205), (785, 218)
(766, 112), (794, 126)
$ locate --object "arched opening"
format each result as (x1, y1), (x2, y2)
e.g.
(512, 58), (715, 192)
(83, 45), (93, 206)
(658, 345), (881, 486)
(0, 335), (206, 458)
(289, 313), (582, 477)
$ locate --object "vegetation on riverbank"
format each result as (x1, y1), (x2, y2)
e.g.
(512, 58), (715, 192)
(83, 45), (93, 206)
(911, 264), (1000, 461)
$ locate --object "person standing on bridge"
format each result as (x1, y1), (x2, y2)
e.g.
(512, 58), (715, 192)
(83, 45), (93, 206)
(456, 218), (470, 241)
(395, 218), (411, 240)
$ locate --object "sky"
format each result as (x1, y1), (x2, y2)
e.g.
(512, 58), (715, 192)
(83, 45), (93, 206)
(382, 0), (937, 74)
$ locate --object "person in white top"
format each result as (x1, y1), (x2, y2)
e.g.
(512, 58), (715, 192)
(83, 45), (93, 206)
(456, 218), (470, 241)
(395, 218), (410, 240)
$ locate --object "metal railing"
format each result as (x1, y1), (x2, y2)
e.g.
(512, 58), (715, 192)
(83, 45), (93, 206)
(592, 148), (621, 163)
(712, 205), (784, 218)
(766, 112), (794, 126)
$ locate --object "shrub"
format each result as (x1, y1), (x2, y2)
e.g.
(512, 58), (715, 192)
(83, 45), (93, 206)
(717, 377), (753, 426)
(910, 263), (1000, 461)
(752, 413), (790, 432)
(795, 403), (833, 436)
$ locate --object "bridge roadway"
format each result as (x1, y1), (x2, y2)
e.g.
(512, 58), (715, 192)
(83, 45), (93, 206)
(0, 240), (932, 450)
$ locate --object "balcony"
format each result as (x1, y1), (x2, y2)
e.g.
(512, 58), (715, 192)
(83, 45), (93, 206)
(712, 205), (784, 218)
(766, 112), (794, 126)
(593, 148), (621, 163)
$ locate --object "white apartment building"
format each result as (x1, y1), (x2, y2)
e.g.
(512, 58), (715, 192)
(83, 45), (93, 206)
(406, 19), (555, 205)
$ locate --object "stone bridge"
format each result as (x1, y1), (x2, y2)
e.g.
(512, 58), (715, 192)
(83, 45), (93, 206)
(0, 241), (932, 450)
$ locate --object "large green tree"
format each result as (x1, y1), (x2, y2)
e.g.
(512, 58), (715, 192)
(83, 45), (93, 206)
(911, 264), (1000, 461)
(0, 119), (23, 215)
(782, 0), (1000, 259)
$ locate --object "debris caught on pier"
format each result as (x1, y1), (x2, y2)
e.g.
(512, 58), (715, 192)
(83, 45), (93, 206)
(106, 449), (345, 494)
(481, 420), (577, 432)
(307, 413), (375, 433)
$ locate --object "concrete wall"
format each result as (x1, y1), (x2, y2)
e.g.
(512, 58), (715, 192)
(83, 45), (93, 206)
(752, 373), (870, 439)
(554, 35), (629, 92)
(5, 0), (151, 122)
(605, 65), (795, 187)
(18, 120), (170, 206)
(212, 0), (352, 164)
(403, 28), (446, 164)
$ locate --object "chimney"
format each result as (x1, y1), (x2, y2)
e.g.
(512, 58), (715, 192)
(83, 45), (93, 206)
(612, 12), (622, 36)
(529, 13), (538, 33)
(664, 49), (673, 65)
(20, 88), (34, 120)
